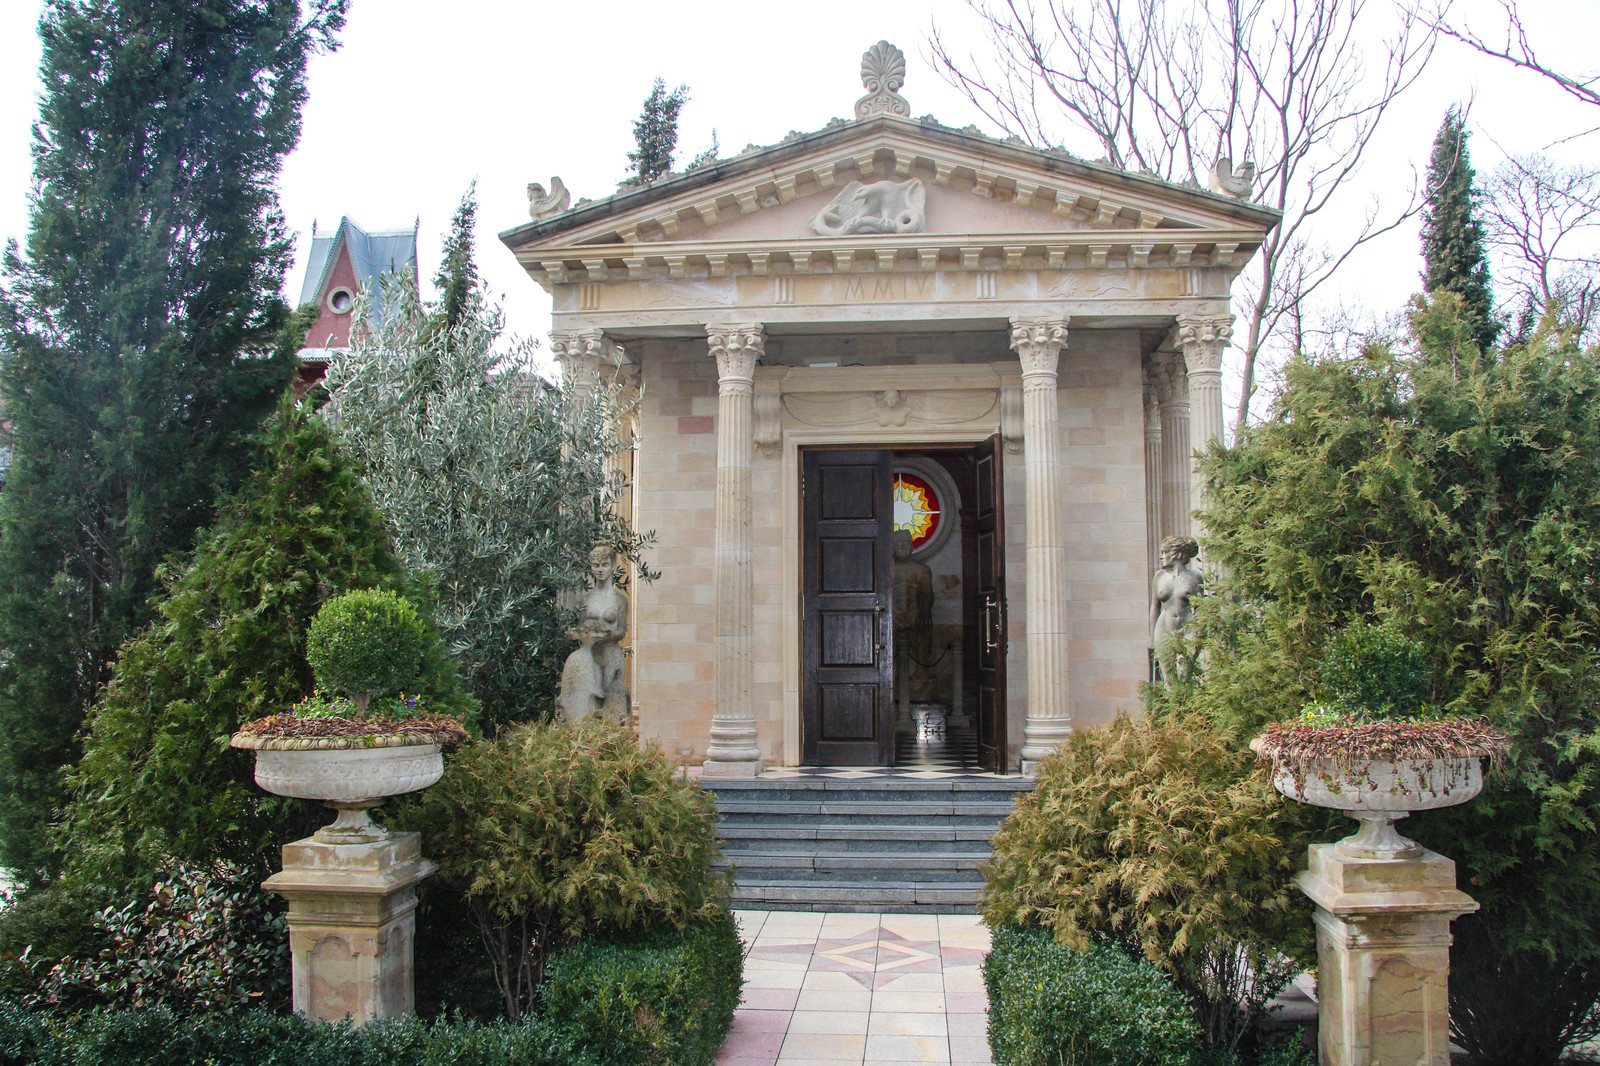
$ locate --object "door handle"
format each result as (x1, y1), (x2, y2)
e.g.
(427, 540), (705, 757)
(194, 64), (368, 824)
(984, 593), (1001, 654)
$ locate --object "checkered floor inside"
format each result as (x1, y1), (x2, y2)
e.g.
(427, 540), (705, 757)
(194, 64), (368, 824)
(755, 719), (1025, 780)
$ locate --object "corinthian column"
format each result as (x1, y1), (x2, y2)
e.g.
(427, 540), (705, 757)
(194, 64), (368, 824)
(1177, 313), (1233, 535)
(1010, 317), (1072, 773)
(701, 323), (766, 776)
(1152, 352), (1191, 541)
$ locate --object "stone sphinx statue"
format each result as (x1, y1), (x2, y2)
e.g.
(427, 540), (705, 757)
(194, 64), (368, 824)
(1150, 535), (1202, 686)
(559, 548), (630, 724)
(810, 179), (927, 237)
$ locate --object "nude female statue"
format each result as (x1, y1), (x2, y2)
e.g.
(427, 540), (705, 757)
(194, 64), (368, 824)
(1150, 536), (1202, 686)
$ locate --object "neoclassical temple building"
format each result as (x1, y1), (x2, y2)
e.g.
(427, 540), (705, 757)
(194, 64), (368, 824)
(501, 43), (1276, 775)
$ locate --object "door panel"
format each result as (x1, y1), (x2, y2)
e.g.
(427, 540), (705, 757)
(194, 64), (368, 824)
(974, 435), (1007, 773)
(803, 449), (893, 765)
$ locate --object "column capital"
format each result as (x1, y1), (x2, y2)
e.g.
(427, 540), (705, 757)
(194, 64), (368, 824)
(551, 327), (630, 393)
(1150, 350), (1188, 406)
(1008, 316), (1069, 381)
(1176, 313), (1234, 375)
(706, 323), (766, 385)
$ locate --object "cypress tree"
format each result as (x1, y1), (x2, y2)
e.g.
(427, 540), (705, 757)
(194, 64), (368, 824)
(624, 78), (689, 185)
(0, 0), (348, 884)
(1421, 106), (1499, 351)
(433, 183), (480, 334)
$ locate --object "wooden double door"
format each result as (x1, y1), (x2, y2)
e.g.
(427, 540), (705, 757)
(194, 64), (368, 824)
(800, 439), (1008, 770)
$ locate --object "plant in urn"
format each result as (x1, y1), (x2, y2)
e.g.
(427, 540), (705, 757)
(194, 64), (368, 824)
(1251, 621), (1504, 857)
(231, 589), (468, 844)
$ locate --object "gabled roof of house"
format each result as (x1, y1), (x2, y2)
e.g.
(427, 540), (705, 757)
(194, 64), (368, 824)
(298, 216), (419, 324)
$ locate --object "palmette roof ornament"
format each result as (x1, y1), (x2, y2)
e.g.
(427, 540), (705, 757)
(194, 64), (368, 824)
(855, 40), (910, 120)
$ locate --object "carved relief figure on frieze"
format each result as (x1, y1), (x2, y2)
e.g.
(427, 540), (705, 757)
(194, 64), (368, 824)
(811, 179), (927, 237)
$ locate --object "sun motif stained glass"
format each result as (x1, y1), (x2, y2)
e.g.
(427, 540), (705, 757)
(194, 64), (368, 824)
(892, 473), (941, 549)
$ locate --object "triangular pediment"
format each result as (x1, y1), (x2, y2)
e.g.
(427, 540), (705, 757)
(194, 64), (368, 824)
(505, 117), (1275, 254)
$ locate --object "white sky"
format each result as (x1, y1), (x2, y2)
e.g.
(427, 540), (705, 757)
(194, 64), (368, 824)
(1, 0), (1597, 392)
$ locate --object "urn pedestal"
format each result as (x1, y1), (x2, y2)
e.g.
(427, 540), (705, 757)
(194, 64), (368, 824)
(232, 735), (444, 1023)
(1299, 842), (1476, 1066)
(264, 831), (436, 1023)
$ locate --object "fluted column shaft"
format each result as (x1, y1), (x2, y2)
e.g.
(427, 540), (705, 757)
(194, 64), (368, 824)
(1011, 317), (1072, 773)
(1153, 353), (1191, 541)
(1142, 377), (1163, 585)
(1177, 314), (1233, 539)
(701, 323), (765, 776)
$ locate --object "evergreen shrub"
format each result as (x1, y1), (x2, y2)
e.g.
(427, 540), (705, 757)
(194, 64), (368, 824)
(1192, 297), (1600, 1064)
(983, 926), (1201, 1066)
(401, 720), (727, 1021)
(0, 1002), (587, 1066)
(982, 711), (1312, 1052)
(538, 911), (744, 1066)
(57, 396), (475, 889)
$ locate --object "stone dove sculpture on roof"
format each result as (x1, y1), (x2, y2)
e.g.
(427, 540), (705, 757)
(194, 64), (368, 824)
(527, 176), (571, 220)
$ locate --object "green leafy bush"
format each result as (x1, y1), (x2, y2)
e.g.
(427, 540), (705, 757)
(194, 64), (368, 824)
(982, 711), (1312, 1052)
(329, 256), (652, 731)
(0, 1002), (587, 1066)
(14, 866), (286, 1015)
(306, 589), (431, 708)
(538, 911), (743, 1066)
(401, 720), (728, 1020)
(984, 926), (1202, 1066)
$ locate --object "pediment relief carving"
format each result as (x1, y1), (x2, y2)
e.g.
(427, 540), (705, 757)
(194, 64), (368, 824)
(782, 389), (998, 430)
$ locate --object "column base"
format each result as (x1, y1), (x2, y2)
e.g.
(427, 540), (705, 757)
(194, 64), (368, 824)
(1019, 718), (1073, 775)
(700, 758), (764, 777)
(263, 831), (436, 1024)
(1298, 843), (1477, 1066)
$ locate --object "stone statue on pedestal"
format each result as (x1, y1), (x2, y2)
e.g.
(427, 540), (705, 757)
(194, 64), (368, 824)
(1150, 535), (1202, 686)
(559, 548), (630, 724)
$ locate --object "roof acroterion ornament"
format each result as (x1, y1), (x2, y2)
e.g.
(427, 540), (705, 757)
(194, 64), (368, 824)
(855, 40), (910, 120)
(527, 177), (571, 220)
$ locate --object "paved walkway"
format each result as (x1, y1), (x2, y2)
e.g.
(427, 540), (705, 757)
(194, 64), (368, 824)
(716, 910), (993, 1066)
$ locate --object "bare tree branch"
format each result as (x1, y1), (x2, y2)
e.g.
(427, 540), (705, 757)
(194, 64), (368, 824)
(927, 0), (1436, 432)
(1483, 153), (1600, 341)
(1425, 0), (1600, 110)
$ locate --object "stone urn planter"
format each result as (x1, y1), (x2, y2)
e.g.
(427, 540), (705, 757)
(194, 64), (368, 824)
(229, 733), (445, 845)
(1249, 731), (1489, 859)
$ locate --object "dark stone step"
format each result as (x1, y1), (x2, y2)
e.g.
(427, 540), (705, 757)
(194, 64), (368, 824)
(712, 800), (1017, 818)
(730, 878), (983, 913)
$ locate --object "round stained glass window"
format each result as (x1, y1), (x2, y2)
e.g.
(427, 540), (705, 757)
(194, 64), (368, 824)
(893, 472), (942, 549)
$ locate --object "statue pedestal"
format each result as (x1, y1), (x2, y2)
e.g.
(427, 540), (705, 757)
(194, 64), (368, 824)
(263, 831), (436, 1024)
(1298, 843), (1477, 1066)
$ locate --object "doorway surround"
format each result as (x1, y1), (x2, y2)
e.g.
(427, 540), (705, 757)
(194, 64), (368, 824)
(767, 362), (1020, 767)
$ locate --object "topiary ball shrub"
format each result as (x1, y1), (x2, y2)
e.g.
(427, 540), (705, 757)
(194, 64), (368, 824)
(1314, 620), (1432, 721)
(538, 910), (743, 1066)
(400, 719), (729, 1022)
(984, 926), (1202, 1066)
(305, 589), (430, 707)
